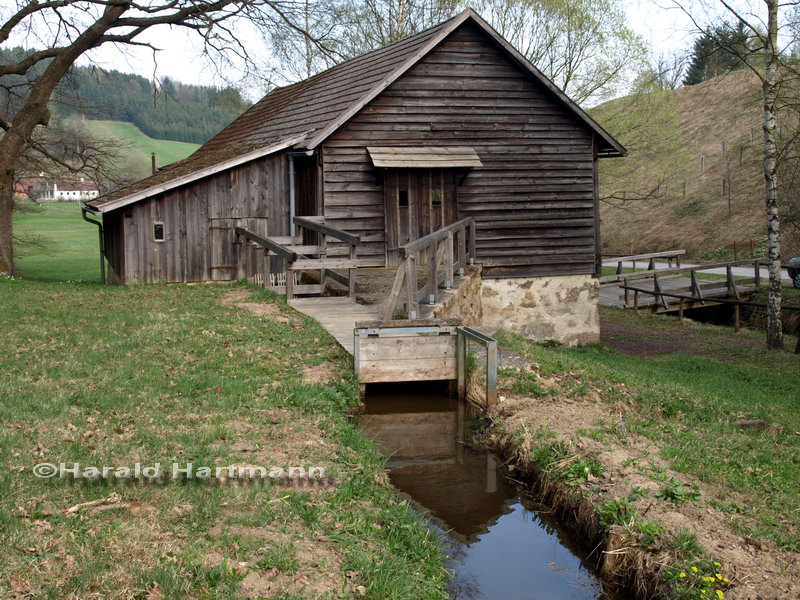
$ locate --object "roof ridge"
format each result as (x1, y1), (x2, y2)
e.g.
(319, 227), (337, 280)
(194, 11), (465, 157)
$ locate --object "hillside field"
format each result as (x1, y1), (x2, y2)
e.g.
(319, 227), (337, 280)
(591, 70), (799, 260)
(65, 117), (200, 181)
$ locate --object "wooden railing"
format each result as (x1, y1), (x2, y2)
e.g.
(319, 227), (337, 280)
(383, 218), (476, 321)
(235, 216), (361, 300)
(600, 250), (686, 283)
(618, 258), (764, 312)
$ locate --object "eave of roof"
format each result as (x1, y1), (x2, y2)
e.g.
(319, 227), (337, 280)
(84, 134), (309, 214)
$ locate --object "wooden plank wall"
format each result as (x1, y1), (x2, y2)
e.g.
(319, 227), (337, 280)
(108, 152), (289, 284)
(322, 22), (597, 278)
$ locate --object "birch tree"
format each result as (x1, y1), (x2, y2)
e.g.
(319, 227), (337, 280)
(671, 0), (794, 349)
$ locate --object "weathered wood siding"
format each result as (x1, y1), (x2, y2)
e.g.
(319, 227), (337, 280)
(104, 153), (290, 284)
(322, 22), (598, 277)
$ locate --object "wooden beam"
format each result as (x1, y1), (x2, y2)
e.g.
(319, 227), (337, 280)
(293, 216), (361, 245)
(399, 217), (472, 258)
(235, 227), (297, 261)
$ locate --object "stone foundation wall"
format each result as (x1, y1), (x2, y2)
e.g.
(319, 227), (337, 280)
(430, 266), (483, 325)
(480, 275), (599, 347)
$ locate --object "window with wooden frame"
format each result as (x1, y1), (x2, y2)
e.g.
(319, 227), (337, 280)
(398, 188), (409, 207)
(153, 222), (165, 242)
(430, 187), (442, 208)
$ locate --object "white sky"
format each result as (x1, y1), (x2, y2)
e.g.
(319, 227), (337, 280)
(4, 1), (713, 102)
(74, 1), (701, 101)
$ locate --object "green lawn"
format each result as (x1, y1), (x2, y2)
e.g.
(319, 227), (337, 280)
(497, 308), (800, 550)
(3, 206), (448, 599)
(13, 202), (99, 282)
(0, 278), (448, 599)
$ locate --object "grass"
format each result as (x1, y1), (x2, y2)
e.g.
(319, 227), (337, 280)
(496, 307), (800, 551)
(0, 274), (447, 596)
(13, 202), (98, 282)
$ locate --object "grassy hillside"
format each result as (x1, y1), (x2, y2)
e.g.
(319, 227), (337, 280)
(591, 70), (799, 260)
(66, 117), (199, 181)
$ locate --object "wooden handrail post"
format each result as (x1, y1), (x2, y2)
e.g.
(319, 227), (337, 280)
(754, 259), (761, 288)
(383, 266), (406, 321)
(468, 220), (476, 265)
(286, 259), (294, 300)
(319, 232), (327, 289)
(427, 244), (437, 305)
(445, 231), (454, 289)
(349, 243), (357, 298)
(405, 254), (419, 319)
(727, 265), (740, 299)
(457, 228), (466, 275)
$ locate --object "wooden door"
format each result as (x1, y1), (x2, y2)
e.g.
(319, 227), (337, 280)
(384, 169), (457, 265)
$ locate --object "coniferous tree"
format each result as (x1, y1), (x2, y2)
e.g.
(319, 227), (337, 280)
(683, 22), (750, 85)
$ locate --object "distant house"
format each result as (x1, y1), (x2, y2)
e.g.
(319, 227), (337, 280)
(84, 10), (625, 345)
(16, 177), (99, 202)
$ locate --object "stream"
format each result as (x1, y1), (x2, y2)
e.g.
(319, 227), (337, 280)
(359, 382), (629, 600)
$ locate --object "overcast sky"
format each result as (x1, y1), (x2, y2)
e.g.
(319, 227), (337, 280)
(13, 1), (701, 102)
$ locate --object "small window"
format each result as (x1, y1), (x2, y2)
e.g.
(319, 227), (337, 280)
(431, 188), (442, 208)
(398, 189), (409, 208)
(153, 222), (165, 242)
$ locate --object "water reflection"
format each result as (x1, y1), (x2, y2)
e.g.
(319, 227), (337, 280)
(360, 382), (625, 600)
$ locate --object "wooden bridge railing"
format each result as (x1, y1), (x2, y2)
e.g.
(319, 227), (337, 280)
(619, 258), (764, 312)
(235, 216), (361, 300)
(600, 249), (686, 283)
(383, 218), (476, 321)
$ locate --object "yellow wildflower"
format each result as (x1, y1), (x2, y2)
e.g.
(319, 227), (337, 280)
(679, 572), (686, 578)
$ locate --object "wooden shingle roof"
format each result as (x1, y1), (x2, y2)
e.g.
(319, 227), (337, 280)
(87, 9), (624, 212)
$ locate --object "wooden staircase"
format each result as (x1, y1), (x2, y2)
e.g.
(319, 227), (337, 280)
(235, 216), (362, 300)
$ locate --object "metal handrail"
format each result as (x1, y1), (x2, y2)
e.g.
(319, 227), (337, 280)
(457, 326), (497, 408)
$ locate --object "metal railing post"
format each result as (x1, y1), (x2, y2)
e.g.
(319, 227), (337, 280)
(456, 329), (466, 401)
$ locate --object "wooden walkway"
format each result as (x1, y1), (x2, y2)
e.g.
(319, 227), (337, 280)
(288, 297), (380, 355)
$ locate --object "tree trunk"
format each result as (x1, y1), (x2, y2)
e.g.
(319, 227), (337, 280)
(763, 0), (783, 349)
(0, 169), (14, 275)
(0, 3), (127, 275)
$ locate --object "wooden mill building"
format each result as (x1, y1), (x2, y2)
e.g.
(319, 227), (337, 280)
(85, 9), (625, 346)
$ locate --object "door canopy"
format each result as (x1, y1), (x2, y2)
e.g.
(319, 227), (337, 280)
(367, 147), (483, 169)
